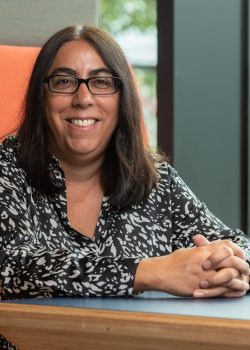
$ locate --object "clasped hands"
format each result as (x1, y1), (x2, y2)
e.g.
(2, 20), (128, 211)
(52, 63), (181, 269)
(134, 234), (250, 298)
(191, 234), (250, 298)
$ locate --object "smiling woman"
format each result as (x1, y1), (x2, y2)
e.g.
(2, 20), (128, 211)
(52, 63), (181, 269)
(0, 24), (250, 349)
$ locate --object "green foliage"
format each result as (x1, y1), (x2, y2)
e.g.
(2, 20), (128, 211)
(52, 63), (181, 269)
(100, 0), (156, 35)
(100, 0), (158, 148)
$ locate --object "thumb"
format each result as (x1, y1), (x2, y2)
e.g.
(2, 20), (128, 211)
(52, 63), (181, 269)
(193, 234), (210, 247)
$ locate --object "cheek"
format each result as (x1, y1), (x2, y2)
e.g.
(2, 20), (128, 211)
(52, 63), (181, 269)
(45, 96), (67, 124)
(45, 97), (63, 135)
(45, 96), (60, 114)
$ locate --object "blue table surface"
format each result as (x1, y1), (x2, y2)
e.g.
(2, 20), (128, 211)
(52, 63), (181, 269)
(3, 292), (250, 321)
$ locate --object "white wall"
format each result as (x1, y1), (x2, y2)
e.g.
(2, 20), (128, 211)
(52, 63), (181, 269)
(0, 0), (99, 46)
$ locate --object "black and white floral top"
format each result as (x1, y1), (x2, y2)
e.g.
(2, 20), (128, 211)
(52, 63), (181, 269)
(0, 136), (250, 301)
(1, 136), (250, 349)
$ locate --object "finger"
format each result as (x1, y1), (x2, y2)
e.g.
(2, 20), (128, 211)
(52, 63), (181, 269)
(193, 285), (247, 298)
(222, 290), (248, 298)
(222, 278), (249, 292)
(193, 286), (230, 298)
(213, 256), (250, 276)
(226, 241), (246, 261)
(202, 246), (234, 270)
(200, 267), (239, 288)
(193, 234), (210, 247)
(211, 240), (246, 261)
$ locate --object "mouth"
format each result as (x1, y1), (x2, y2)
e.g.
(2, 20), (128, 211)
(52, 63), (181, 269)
(66, 118), (98, 127)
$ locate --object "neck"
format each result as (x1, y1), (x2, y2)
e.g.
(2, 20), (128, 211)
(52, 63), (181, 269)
(58, 156), (105, 238)
(58, 155), (103, 186)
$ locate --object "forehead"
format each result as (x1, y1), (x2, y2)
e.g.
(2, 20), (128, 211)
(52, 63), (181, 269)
(49, 40), (108, 73)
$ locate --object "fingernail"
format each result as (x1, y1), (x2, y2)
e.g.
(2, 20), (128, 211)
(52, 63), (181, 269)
(200, 280), (209, 289)
(203, 260), (211, 270)
(193, 290), (205, 298)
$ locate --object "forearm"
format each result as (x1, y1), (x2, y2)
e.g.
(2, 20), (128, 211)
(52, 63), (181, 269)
(0, 246), (140, 299)
(134, 258), (160, 293)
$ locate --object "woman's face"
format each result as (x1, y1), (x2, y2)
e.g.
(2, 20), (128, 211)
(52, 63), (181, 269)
(45, 39), (120, 165)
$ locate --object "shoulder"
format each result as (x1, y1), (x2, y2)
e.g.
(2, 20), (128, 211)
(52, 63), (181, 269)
(153, 157), (191, 197)
(0, 136), (26, 186)
(153, 156), (178, 182)
(0, 136), (20, 166)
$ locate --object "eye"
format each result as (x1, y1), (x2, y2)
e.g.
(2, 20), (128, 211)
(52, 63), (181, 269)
(51, 76), (76, 88)
(58, 78), (70, 86)
(92, 77), (113, 89)
(54, 77), (71, 85)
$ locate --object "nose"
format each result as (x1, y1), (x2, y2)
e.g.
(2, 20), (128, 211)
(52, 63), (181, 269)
(72, 81), (94, 107)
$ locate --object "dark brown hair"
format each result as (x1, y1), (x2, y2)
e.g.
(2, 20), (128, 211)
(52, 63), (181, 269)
(17, 25), (160, 209)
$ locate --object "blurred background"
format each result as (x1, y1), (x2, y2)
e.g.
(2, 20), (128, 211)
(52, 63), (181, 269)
(0, 0), (249, 234)
(100, 0), (157, 150)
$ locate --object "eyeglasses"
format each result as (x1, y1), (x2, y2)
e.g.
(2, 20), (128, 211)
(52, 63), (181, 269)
(44, 75), (122, 95)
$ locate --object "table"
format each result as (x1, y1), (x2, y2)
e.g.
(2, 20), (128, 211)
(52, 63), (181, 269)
(0, 292), (250, 350)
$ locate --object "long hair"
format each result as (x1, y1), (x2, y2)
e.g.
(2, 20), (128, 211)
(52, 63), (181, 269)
(17, 25), (160, 209)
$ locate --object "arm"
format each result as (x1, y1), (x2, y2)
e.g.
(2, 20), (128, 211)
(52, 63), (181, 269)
(134, 239), (249, 297)
(1, 240), (139, 300)
(167, 165), (250, 262)
(133, 164), (250, 297)
(0, 208), (139, 300)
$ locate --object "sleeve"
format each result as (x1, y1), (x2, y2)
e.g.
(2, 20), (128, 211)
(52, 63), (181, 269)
(0, 151), (140, 300)
(0, 334), (17, 350)
(168, 166), (250, 261)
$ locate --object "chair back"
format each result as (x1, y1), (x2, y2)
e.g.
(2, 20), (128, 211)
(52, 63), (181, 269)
(0, 45), (40, 137)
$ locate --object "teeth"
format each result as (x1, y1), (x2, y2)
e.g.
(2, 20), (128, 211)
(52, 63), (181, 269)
(70, 119), (96, 127)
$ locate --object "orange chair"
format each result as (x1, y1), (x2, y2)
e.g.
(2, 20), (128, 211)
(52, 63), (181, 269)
(0, 45), (40, 138)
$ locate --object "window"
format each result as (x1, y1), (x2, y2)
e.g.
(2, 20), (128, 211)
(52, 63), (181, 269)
(100, 0), (157, 149)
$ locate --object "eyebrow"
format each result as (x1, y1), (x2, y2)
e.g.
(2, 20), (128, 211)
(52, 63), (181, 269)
(50, 67), (113, 77)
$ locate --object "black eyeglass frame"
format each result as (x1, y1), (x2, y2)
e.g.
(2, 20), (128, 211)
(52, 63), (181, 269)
(44, 75), (122, 95)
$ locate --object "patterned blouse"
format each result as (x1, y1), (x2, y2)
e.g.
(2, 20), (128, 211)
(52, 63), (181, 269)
(1, 136), (250, 349)
(0, 136), (249, 301)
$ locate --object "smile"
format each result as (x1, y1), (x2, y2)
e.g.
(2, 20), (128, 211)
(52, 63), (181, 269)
(68, 118), (97, 127)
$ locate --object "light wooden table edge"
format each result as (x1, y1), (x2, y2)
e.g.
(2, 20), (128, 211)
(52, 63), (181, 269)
(0, 302), (249, 350)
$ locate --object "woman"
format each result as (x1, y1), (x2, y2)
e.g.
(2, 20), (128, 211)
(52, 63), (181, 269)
(0, 25), (249, 304)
